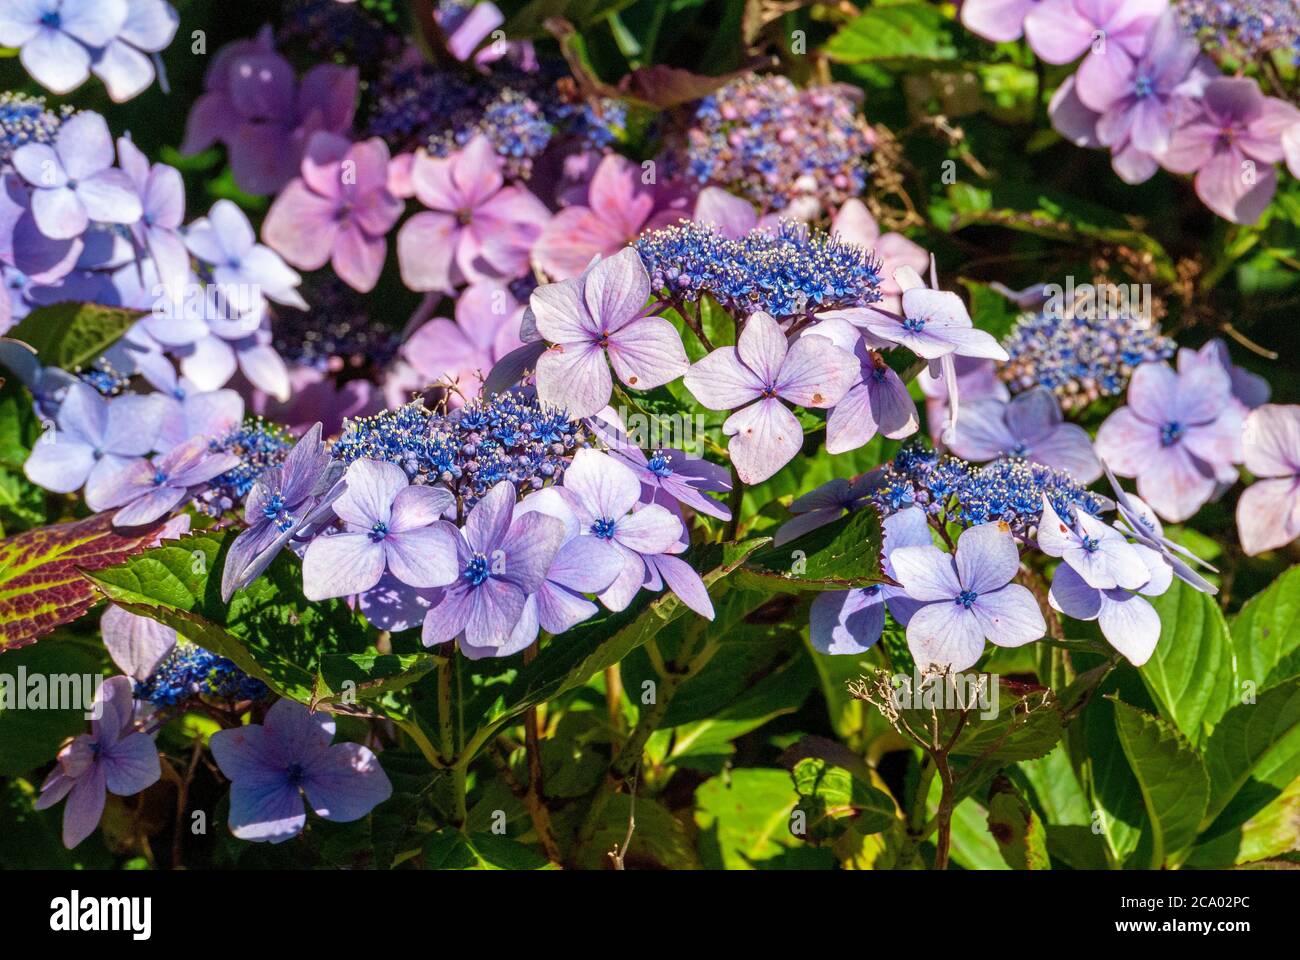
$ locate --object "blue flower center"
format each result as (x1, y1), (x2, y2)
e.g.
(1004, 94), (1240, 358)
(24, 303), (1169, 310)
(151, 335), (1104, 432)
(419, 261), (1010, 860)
(152, 468), (168, 486)
(462, 554), (490, 586)
(1081, 536), (1100, 553)
(369, 521), (388, 542)
(262, 493), (295, 532)
(591, 517), (618, 540)
(89, 740), (102, 759)
(1134, 74), (1155, 98)
(902, 316), (926, 333)
(955, 589), (979, 609)
(1010, 440), (1030, 458)
(647, 452), (674, 478)
(41, 11), (61, 29)
(285, 763), (305, 786)
(1160, 421), (1185, 446)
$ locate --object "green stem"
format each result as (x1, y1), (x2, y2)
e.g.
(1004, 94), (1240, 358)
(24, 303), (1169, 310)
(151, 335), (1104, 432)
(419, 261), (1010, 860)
(575, 625), (717, 853)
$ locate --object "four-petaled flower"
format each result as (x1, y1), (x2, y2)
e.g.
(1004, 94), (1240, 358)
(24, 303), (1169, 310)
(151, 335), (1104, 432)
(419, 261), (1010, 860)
(210, 698), (392, 844)
(1095, 358), (1243, 522)
(1237, 404), (1300, 557)
(302, 458), (460, 600)
(684, 311), (858, 483)
(36, 675), (161, 849)
(952, 385), (1101, 482)
(533, 246), (689, 419)
(98, 435), (241, 527)
(890, 521), (1047, 671)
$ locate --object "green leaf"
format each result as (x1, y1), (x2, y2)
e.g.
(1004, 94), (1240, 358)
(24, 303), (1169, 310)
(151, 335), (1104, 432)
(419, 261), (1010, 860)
(825, 4), (958, 64)
(1200, 677), (1300, 837)
(422, 830), (552, 870)
(1231, 565), (1300, 688)
(695, 768), (833, 869)
(5, 303), (143, 372)
(737, 506), (885, 592)
(791, 757), (897, 842)
(1112, 699), (1210, 868)
(317, 653), (437, 705)
(986, 775), (1051, 869)
(1140, 578), (1237, 748)
(655, 647), (817, 772)
(0, 513), (169, 650)
(87, 529), (370, 706)
(575, 793), (700, 869)
(961, 279), (1023, 342)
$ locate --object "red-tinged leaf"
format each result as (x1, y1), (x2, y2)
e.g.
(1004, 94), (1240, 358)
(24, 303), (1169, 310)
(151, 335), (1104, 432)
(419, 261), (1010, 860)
(0, 513), (165, 651)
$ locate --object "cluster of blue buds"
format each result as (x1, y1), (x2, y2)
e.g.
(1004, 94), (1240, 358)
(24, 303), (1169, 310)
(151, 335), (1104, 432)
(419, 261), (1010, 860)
(134, 644), (269, 707)
(0, 92), (73, 166)
(873, 442), (1108, 541)
(332, 393), (590, 511)
(635, 219), (882, 321)
(999, 305), (1175, 413)
(685, 74), (872, 213)
(198, 419), (293, 516)
(1178, 0), (1300, 63)
(366, 57), (624, 181)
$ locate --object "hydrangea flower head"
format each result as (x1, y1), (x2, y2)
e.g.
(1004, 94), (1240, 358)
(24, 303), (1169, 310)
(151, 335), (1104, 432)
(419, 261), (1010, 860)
(11, 111), (142, 240)
(263, 133), (404, 294)
(420, 480), (567, 652)
(951, 385), (1101, 482)
(396, 134), (549, 293)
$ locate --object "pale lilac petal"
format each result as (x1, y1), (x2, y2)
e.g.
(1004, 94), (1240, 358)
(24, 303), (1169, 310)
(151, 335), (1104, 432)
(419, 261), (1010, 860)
(547, 534), (622, 594)
(683, 346), (764, 409)
(534, 581), (599, 634)
(62, 764), (107, 848)
(1096, 590), (1161, 665)
(735, 311), (788, 386)
(1030, 424), (1102, 481)
(1048, 563), (1103, 621)
(1024, 0), (1095, 63)
(907, 601), (987, 672)
(396, 211), (459, 293)
(613, 503), (682, 555)
(890, 544), (962, 602)
(113, 485), (188, 527)
(534, 342), (612, 419)
(463, 576), (526, 650)
(421, 585), (474, 646)
(650, 552), (714, 620)
(264, 697), (335, 758)
(563, 448), (641, 520)
(810, 588), (885, 655)
(497, 511), (567, 593)
(1095, 406), (1159, 475)
(101, 604), (176, 679)
(1243, 404), (1300, 477)
(102, 732), (161, 796)
(23, 437), (95, 493)
(335, 458), (406, 528)
(385, 523), (460, 589)
(228, 777), (307, 844)
(954, 522), (1020, 594)
(582, 247), (650, 333)
(775, 334), (858, 408)
(950, 399), (1017, 461)
(606, 316), (689, 391)
(302, 532), (386, 600)
(723, 397), (803, 485)
(463, 480), (516, 554)
(302, 742), (392, 822)
(21, 29), (93, 96)
(1237, 477), (1300, 556)
(972, 584), (1045, 647)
